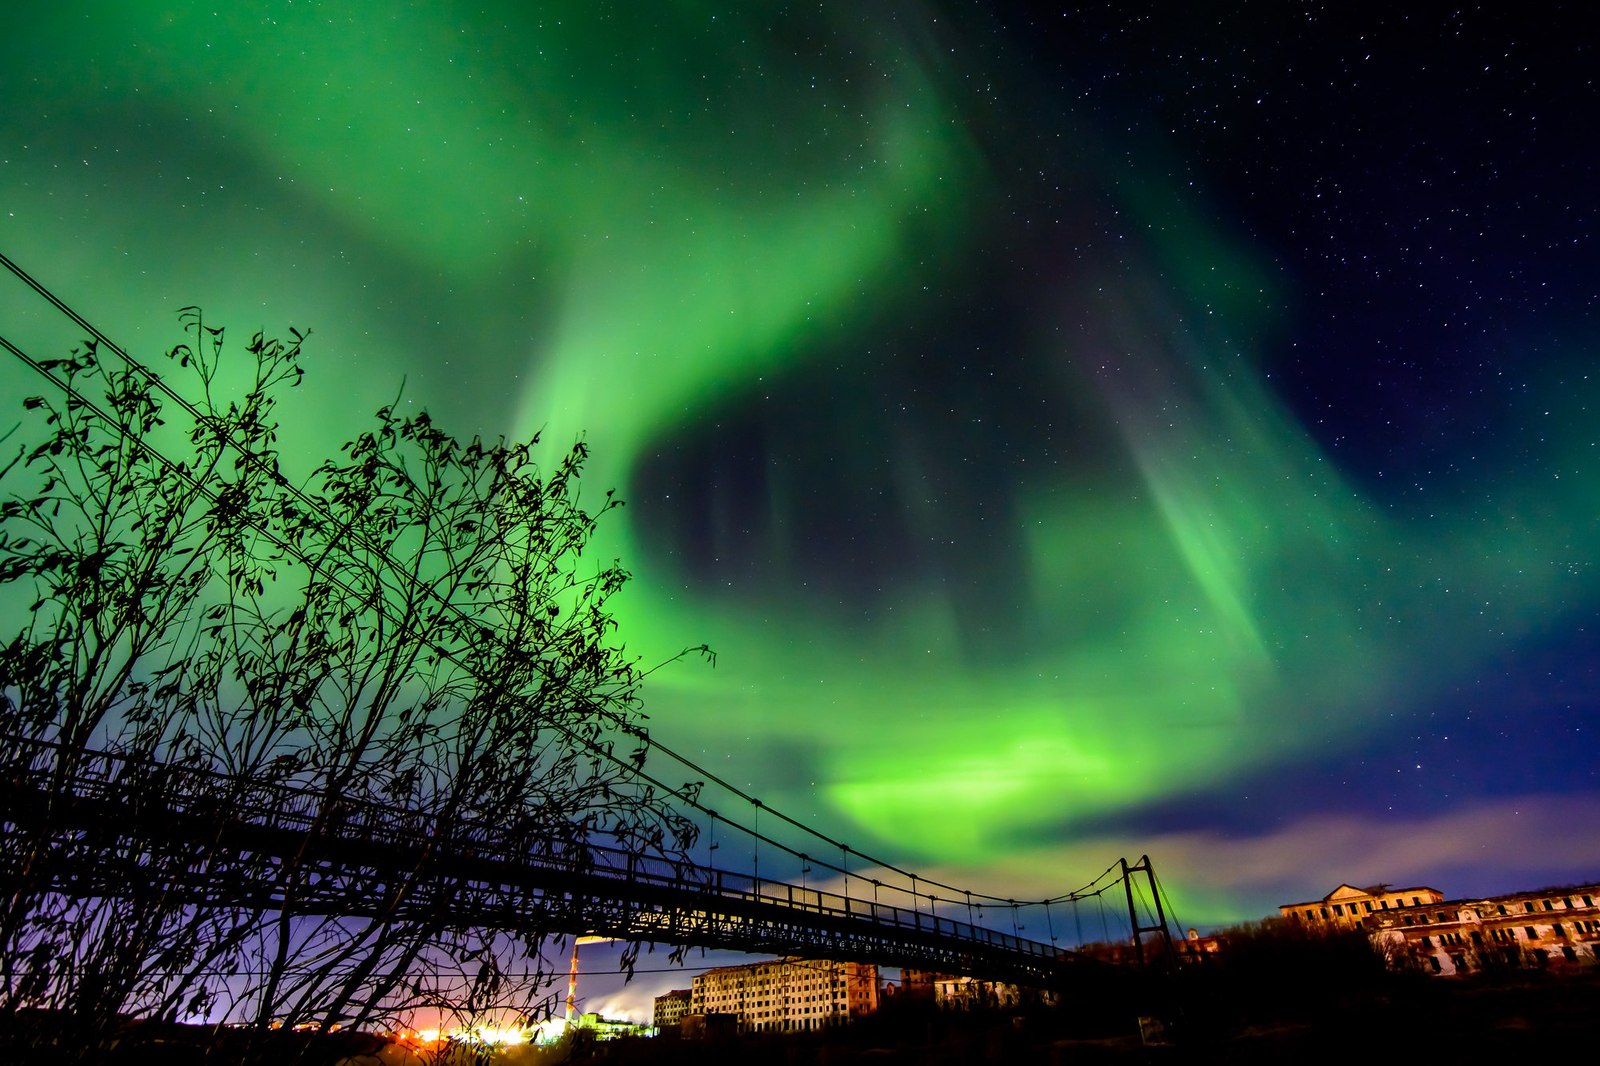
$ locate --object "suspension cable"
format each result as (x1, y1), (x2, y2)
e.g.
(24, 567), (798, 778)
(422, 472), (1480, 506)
(0, 253), (1131, 914)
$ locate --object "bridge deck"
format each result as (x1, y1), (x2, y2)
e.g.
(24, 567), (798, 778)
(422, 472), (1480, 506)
(0, 737), (1089, 986)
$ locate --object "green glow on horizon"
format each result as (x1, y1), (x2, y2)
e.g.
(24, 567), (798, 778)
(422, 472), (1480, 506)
(3, 2), (1598, 890)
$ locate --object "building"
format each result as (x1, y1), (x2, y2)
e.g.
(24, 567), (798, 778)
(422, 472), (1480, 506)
(689, 958), (879, 1033)
(1282, 881), (1600, 976)
(895, 968), (938, 1000)
(899, 967), (1063, 1010)
(1172, 927), (1224, 963)
(572, 1012), (649, 1040)
(652, 988), (691, 1035)
(1279, 883), (1446, 927)
(930, 974), (1023, 1010)
(1372, 885), (1600, 976)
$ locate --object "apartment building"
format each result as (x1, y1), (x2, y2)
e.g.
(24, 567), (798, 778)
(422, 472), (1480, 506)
(689, 957), (879, 1033)
(651, 988), (691, 1034)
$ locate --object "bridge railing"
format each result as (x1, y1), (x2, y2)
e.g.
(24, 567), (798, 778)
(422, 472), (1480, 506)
(2, 733), (1059, 962)
(583, 846), (1057, 961)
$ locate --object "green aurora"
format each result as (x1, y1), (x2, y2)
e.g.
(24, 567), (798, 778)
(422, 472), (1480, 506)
(3, 2), (1596, 903)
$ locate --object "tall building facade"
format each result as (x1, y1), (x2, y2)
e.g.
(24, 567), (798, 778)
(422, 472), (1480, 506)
(652, 988), (691, 1034)
(690, 958), (879, 1033)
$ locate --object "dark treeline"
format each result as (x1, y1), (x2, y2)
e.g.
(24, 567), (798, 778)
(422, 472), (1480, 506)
(615, 926), (1600, 1064)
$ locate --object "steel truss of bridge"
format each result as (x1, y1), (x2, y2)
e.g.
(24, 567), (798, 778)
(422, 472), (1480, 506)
(0, 735), (1094, 988)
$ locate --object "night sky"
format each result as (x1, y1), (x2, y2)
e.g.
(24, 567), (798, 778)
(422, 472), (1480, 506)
(3, 0), (1599, 1019)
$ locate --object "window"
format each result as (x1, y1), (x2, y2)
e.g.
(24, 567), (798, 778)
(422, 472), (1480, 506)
(1544, 900), (1555, 911)
(1364, 901), (1374, 913)
(1429, 957), (1442, 973)
(1334, 904), (1344, 916)
(1419, 935), (1431, 947)
(1563, 946), (1578, 962)
(1321, 907), (1330, 919)
(1436, 912), (1448, 921)
(1553, 923), (1566, 938)
(1497, 905), (1507, 915)
(1584, 895), (1593, 907)
(1380, 900), (1389, 910)
(1526, 927), (1537, 938)
(1412, 896), (1422, 906)
(1305, 909), (1315, 920)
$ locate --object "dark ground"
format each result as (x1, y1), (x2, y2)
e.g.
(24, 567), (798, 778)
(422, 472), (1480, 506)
(7, 968), (1600, 1063)
(586, 971), (1600, 1065)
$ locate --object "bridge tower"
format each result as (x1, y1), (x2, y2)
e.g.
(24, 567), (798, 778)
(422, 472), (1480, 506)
(1120, 855), (1176, 966)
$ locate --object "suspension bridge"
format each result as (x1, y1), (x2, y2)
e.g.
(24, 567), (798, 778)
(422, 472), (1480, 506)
(0, 732), (1174, 990)
(0, 251), (1182, 1016)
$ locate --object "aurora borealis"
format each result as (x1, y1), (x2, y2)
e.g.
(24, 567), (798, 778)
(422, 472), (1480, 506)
(4, 0), (1598, 994)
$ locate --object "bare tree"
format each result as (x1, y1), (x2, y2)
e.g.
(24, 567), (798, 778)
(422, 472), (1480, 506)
(0, 312), (302, 1050)
(0, 311), (702, 1061)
